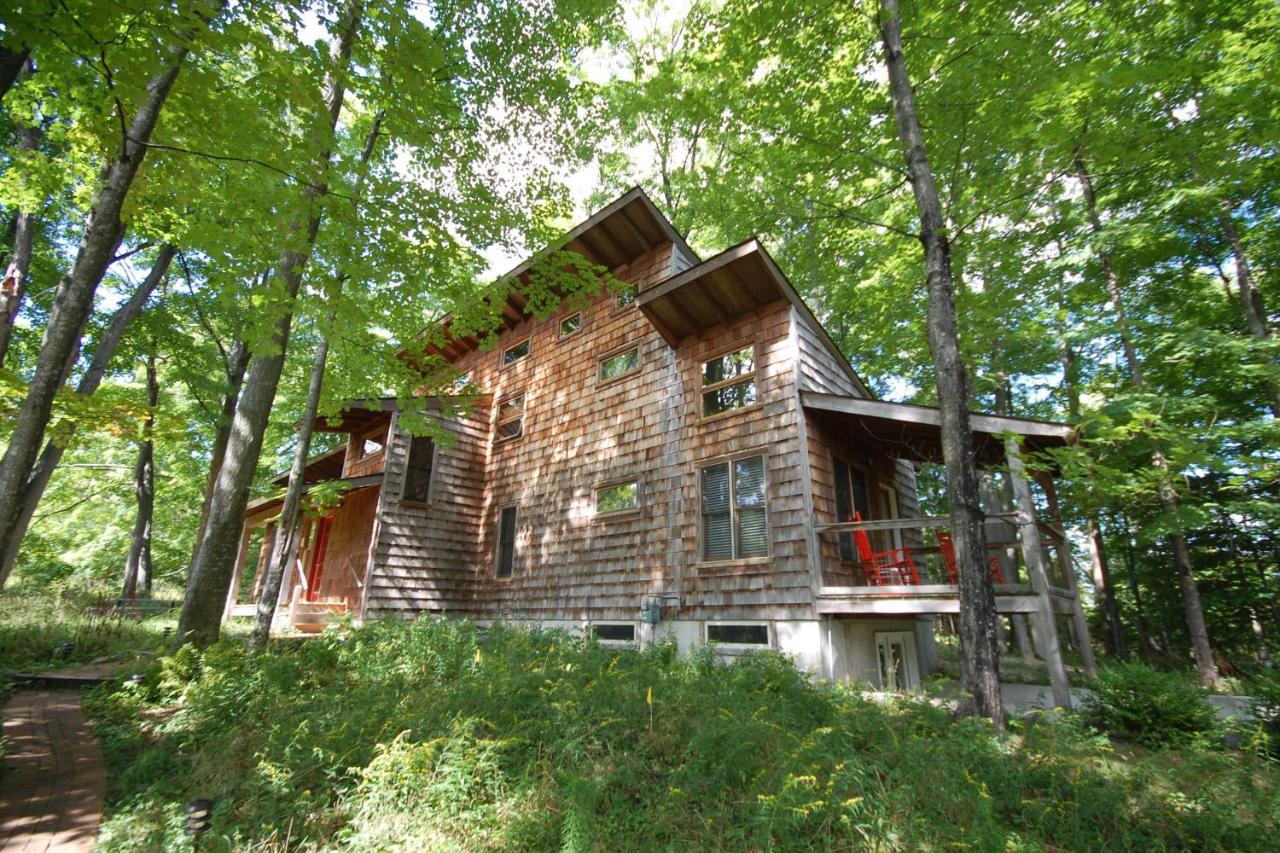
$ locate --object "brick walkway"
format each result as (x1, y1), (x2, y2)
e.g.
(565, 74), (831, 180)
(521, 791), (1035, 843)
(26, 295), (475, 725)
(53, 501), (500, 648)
(0, 688), (105, 851)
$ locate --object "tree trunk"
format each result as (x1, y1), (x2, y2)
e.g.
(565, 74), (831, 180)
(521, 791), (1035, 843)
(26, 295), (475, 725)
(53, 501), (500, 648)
(1214, 199), (1280, 414)
(122, 351), (158, 600)
(1117, 512), (1160, 660)
(177, 0), (363, 648)
(188, 337), (249, 573)
(0, 90), (41, 366)
(0, 45), (30, 102)
(1075, 150), (1218, 685)
(877, 0), (1002, 726)
(0, 3), (223, 586)
(0, 244), (175, 585)
(248, 110), (382, 649)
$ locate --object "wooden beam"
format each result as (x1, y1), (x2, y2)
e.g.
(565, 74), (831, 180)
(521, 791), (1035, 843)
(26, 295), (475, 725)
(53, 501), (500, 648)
(1007, 435), (1073, 708)
(802, 391), (1074, 443)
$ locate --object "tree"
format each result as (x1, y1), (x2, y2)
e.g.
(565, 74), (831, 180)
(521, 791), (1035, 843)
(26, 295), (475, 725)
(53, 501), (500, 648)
(121, 348), (158, 599)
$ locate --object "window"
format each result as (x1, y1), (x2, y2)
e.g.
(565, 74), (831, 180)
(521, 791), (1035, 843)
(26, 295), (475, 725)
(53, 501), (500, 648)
(833, 459), (871, 561)
(502, 338), (530, 366)
(559, 313), (582, 338)
(401, 436), (435, 504)
(452, 372), (472, 393)
(496, 505), (518, 578)
(592, 623), (635, 643)
(599, 347), (639, 382)
(617, 282), (638, 308)
(496, 394), (524, 441)
(701, 346), (758, 416)
(596, 481), (638, 515)
(707, 623), (769, 646)
(700, 455), (768, 561)
(356, 428), (386, 459)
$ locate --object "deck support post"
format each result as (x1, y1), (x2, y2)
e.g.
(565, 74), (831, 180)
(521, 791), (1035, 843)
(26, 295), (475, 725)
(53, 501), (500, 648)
(1036, 474), (1099, 678)
(224, 522), (251, 620)
(1005, 436), (1072, 708)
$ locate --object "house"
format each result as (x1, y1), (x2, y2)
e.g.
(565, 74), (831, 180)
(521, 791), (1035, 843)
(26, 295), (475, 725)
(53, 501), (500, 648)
(226, 188), (1094, 697)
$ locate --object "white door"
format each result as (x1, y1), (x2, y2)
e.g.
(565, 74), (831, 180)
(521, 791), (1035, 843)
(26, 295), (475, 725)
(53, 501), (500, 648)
(875, 630), (920, 691)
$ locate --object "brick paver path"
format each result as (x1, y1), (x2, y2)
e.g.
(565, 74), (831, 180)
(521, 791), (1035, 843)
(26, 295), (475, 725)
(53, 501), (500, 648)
(0, 688), (105, 851)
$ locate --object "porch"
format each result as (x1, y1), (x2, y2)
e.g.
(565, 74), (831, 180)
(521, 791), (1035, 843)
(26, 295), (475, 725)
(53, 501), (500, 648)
(801, 391), (1094, 706)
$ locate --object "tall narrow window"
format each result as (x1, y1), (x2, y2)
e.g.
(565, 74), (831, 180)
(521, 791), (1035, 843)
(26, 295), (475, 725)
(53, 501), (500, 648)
(834, 459), (870, 561)
(497, 394), (524, 441)
(496, 505), (518, 578)
(701, 455), (768, 561)
(401, 436), (435, 504)
(702, 346), (758, 416)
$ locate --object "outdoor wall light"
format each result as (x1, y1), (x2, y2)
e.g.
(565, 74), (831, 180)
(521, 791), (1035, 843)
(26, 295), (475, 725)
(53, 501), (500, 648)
(184, 798), (214, 843)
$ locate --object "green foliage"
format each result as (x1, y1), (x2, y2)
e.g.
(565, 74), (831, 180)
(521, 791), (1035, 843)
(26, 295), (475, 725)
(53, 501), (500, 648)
(0, 593), (172, 672)
(86, 617), (1278, 850)
(1085, 662), (1219, 746)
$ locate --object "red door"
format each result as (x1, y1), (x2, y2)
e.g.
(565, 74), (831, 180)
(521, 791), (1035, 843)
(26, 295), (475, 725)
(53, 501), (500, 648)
(305, 516), (333, 602)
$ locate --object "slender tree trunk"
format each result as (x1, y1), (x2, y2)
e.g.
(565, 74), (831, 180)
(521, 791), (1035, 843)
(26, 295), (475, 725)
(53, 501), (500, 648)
(0, 244), (175, 585)
(1214, 199), (1280, 414)
(249, 111), (382, 649)
(878, 0), (1001, 725)
(1118, 512), (1159, 660)
(188, 338), (249, 572)
(0, 103), (41, 366)
(990, 379), (1034, 663)
(1075, 151), (1218, 685)
(177, 1), (363, 648)
(122, 351), (158, 600)
(0, 3), (223, 586)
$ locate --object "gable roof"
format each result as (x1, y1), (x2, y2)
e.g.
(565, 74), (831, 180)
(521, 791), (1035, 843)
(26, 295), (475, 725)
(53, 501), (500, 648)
(637, 237), (874, 398)
(419, 187), (698, 364)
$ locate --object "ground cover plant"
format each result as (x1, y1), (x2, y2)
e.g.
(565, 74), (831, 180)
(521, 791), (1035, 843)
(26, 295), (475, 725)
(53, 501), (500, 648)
(87, 617), (1279, 851)
(0, 592), (173, 672)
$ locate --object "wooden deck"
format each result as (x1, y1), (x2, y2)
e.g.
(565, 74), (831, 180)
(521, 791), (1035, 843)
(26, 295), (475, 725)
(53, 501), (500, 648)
(815, 583), (1080, 615)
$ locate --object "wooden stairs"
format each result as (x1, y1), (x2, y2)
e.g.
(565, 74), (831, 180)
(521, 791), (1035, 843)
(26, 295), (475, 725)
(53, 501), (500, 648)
(288, 597), (349, 633)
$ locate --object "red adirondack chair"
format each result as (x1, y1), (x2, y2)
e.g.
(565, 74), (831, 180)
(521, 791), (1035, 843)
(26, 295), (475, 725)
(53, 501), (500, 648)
(852, 512), (920, 585)
(934, 530), (1007, 584)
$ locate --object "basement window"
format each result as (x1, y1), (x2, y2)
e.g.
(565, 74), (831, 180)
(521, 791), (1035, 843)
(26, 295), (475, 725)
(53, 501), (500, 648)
(596, 481), (638, 516)
(502, 338), (531, 366)
(496, 394), (524, 441)
(701, 346), (758, 416)
(599, 346), (639, 383)
(559, 313), (582, 338)
(591, 623), (636, 644)
(401, 436), (435, 505)
(706, 623), (770, 646)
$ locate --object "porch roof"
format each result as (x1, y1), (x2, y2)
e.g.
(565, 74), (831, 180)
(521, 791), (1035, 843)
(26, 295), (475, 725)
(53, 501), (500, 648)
(800, 391), (1074, 466)
(245, 475), (382, 521)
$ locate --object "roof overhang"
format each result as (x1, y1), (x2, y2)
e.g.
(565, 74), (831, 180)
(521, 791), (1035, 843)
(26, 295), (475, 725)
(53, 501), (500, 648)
(417, 187), (697, 365)
(801, 391), (1074, 466)
(637, 239), (872, 398)
(270, 444), (347, 487)
(246, 475), (383, 520)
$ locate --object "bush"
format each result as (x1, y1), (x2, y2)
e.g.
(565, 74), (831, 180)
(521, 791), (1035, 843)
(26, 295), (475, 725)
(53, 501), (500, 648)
(1085, 661), (1218, 746)
(1246, 667), (1280, 755)
(85, 618), (1277, 851)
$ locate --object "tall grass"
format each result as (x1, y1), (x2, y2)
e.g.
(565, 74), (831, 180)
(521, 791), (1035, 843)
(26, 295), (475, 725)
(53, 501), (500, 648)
(87, 617), (1278, 851)
(0, 593), (173, 672)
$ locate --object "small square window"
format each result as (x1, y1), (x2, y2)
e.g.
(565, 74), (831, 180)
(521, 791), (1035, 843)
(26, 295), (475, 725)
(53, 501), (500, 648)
(356, 428), (386, 459)
(599, 347), (639, 382)
(701, 346), (758, 417)
(617, 283), (638, 308)
(592, 623), (635, 643)
(497, 394), (524, 441)
(596, 481), (638, 515)
(559, 313), (582, 338)
(707, 623), (769, 646)
(452, 372), (472, 393)
(502, 338), (530, 366)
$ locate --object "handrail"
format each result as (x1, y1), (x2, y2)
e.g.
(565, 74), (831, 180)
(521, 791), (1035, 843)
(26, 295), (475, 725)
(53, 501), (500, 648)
(814, 513), (1017, 534)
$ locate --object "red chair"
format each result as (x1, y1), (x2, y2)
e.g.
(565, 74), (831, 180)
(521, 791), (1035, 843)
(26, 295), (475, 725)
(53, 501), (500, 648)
(934, 530), (1006, 584)
(852, 512), (921, 585)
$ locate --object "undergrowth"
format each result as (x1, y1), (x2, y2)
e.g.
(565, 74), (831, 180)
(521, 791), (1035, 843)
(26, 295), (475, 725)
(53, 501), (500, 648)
(87, 617), (1279, 851)
(0, 592), (173, 672)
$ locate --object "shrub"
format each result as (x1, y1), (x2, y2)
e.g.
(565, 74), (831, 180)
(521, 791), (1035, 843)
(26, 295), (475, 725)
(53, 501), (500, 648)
(1246, 668), (1280, 756)
(1085, 661), (1218, 746)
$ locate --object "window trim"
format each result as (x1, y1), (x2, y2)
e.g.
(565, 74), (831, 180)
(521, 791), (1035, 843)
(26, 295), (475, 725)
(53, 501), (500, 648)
(559, 312), (583, 340)
(614, 282), (639, 311)
(589, 622), (637, 646)
(705, 621), (772, 649)
(594, 478), (640, 519)
(399, 433), (438, 506)
(495, 393), (525, 444)
(501, 337), (531, 369)
(833, 456), (872, 562)
(696, 450), (771, 565)
(494, 504), (518, 580)
(598, 343), (641, 386)
(699, 342), (760, 421)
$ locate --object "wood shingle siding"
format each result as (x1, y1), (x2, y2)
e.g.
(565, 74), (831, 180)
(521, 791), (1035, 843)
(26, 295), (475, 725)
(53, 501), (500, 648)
(794, 309), (863, 398)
